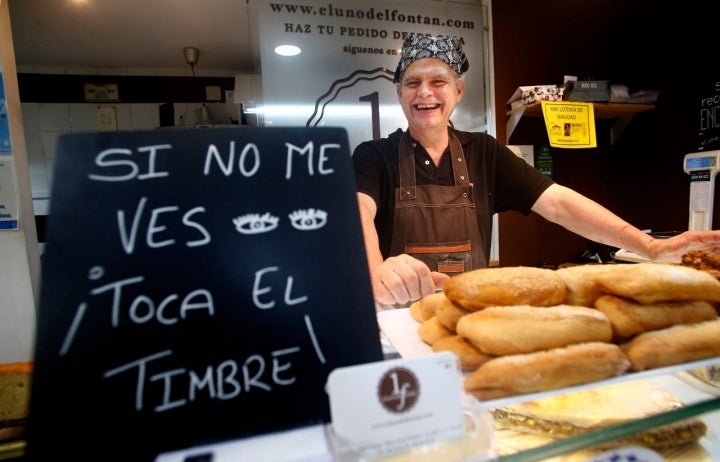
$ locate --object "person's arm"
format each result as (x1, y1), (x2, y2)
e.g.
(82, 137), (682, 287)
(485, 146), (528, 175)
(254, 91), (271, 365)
(532, 183), (720, 262)
(357, 192), (447, 309)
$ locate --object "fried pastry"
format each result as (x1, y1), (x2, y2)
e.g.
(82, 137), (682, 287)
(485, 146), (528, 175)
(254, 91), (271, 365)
(555, 263), (618, 307)
(443, 266), (566, 310)
(595, 294), (717, 338)
(464, 342), (630, 399)
(434, 296), (472, 331)
(409, 291), (445, 322)
(431, 335), (494, 370)
(456, 305), (612, 355)
(621, 319), (720, 371)
(594, 262), (720, 304)
(417, 316), (453, 345)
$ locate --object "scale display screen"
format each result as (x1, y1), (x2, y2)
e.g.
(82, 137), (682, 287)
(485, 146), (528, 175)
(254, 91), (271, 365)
(686, 156), (714, 169)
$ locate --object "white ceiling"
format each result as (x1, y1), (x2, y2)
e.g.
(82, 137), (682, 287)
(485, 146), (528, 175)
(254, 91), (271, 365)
(7, 0), (260, 73)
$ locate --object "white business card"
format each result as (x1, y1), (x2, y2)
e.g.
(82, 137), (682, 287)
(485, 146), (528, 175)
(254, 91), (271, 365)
(327, 352), (466, 458)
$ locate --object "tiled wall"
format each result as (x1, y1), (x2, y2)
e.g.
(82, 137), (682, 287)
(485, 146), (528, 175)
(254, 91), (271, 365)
(23, 101), (240, 215)
(18, 67), (244, 217)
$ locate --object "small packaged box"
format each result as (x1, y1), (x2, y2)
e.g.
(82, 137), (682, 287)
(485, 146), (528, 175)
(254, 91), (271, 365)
(564, 80), (610, 102)
(507, 85), (564, 109)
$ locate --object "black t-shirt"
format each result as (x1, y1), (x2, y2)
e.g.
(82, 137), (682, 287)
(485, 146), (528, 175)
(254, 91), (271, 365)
(352, 127), (554, 260)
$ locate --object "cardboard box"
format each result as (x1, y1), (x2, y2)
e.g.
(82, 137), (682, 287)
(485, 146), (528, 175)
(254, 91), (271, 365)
(508, 85), (564, 109)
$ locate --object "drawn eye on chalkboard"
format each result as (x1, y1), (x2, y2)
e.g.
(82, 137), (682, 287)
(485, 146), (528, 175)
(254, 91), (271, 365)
(232, 212), (279, 234)
(289, 208), (328, 231)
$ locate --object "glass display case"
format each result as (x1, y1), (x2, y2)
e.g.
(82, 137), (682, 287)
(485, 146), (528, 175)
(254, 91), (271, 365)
(378, 308), (720, 461)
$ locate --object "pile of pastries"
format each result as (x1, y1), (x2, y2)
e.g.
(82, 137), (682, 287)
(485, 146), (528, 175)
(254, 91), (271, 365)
(411, 261), (720, 399)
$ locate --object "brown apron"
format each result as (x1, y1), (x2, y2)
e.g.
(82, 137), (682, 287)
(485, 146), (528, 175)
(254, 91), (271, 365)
(389, 131), (486, 275)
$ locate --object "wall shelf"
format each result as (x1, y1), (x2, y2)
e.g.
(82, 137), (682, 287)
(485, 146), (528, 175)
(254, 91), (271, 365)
(506, 101), (656, 144)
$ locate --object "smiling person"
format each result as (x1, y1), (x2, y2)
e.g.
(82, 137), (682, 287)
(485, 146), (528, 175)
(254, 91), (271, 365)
(352, 33), (720, 311)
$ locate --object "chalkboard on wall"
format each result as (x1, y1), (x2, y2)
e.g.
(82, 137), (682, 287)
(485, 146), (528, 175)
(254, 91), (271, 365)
(698, 78), (720, 151)
(26, 127), (383, 461)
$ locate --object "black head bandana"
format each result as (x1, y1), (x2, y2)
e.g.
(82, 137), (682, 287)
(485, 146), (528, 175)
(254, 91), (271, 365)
(393, 33), (469, 83)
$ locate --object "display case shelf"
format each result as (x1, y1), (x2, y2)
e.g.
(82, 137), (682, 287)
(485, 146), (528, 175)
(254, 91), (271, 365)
(496, 395), (720, 461)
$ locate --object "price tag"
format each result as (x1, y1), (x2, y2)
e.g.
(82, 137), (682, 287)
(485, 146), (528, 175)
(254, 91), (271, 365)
(327, 352), (466, 458)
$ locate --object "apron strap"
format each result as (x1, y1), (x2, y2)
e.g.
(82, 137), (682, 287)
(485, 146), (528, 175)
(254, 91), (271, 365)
(398, 131), (417, 200)
(448, 132), (470, 186)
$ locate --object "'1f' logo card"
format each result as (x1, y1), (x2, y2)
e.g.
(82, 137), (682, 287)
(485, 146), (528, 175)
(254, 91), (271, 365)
(327, 352), (465, 458)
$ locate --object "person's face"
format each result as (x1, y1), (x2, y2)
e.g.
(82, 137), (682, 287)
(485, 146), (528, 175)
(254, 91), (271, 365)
(397, 57), (464, 134)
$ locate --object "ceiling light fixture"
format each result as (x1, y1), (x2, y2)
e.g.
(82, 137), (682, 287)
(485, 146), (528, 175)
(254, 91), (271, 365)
(183, 46), (200, 76)
(274, 45), (301, 57)
(182, 46), (213, 125)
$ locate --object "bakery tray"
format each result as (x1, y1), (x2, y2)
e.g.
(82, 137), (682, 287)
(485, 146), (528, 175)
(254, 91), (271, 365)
(676, 369), (720, 397)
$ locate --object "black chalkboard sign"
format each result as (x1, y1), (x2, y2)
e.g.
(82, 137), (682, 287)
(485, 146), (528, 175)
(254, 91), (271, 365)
(26, 127), (383, 461)
(697, 77), (720, 151)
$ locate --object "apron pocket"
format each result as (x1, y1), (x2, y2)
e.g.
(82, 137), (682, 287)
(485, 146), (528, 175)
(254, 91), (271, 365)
(405, 241), (472, 276)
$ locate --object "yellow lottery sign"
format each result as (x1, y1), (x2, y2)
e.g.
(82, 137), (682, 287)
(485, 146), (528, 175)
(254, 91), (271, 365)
(540, 101), (597, 148)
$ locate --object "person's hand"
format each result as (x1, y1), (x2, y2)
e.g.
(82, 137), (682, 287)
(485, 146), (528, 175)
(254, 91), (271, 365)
(647, 230), (720, 262)
(371, 254), (450, 310)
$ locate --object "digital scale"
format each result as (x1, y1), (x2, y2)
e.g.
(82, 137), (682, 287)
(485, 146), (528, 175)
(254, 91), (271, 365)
(684, 150), (720, 231)
(614, 150), (720, 262)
